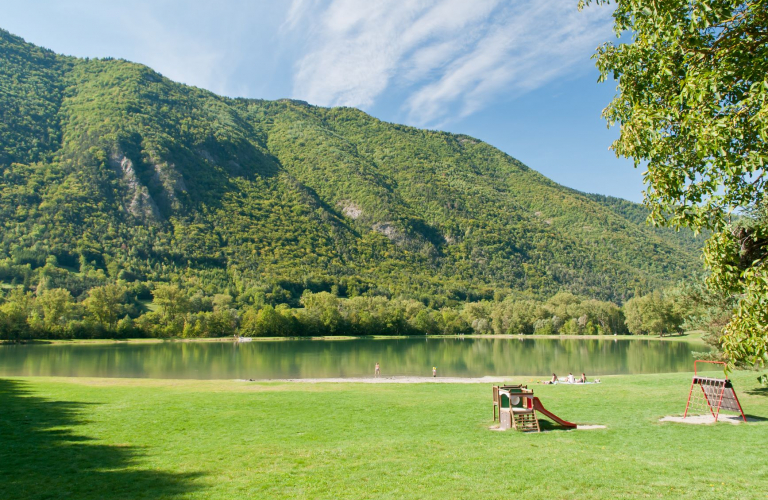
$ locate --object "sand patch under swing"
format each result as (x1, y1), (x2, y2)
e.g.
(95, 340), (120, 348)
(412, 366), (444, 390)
(659, 414), (747, 425)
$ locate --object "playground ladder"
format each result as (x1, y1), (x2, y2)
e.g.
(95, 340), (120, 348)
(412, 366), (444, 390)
(512, 409), (540, 432)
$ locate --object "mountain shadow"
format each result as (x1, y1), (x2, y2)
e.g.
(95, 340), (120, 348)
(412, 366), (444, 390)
(0, 379), (202, 500)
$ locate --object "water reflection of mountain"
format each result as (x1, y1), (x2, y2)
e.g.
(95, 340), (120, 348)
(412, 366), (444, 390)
(0, 339), (708, 379)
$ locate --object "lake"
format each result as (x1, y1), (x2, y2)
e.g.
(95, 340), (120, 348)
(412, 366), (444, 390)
(0, 337), (710, 379)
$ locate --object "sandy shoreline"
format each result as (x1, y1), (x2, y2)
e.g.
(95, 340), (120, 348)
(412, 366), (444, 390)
(13, 331), (705, 346)
(237, 376), (540, 384)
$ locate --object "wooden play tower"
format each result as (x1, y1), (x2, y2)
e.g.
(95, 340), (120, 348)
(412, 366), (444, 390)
(493, 385), (578, 432)
(494, 385), (540, 432)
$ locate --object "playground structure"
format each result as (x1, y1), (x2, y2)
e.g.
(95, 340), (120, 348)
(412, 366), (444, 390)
(684, 360), (746, 422)
(493, 385), (577, 432)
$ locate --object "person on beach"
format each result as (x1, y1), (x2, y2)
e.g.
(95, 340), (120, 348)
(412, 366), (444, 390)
(432, 366), (437, 377)
(543, 373), (558, 384)
(567, 373), (575, 384)
(579, 372), (587, 383)
(375, 362), (380, 378)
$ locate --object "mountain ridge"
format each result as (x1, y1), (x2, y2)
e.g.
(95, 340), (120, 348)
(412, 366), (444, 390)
(0, 28), (702, 305)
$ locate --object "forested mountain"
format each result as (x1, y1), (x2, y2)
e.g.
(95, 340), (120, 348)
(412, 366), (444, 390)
(0, 28), (702, 310)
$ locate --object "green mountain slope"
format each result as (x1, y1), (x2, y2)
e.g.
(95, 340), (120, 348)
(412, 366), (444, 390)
(0, 28), (702, 304)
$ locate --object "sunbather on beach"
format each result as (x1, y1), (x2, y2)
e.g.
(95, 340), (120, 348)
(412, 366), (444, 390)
(542, 373), (558, 384)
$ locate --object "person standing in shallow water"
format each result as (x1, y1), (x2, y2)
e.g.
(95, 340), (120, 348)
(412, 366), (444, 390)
(432, 366), (437, 377)
(374, 362), (380, 378)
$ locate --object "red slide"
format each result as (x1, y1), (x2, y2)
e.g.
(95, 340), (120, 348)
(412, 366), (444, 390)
(532, 397), (577, 428)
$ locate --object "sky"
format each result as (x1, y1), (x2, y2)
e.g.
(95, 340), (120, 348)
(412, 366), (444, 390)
(0, 0), (645, 202)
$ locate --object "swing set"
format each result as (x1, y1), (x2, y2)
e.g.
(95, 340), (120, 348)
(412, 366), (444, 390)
(683, 361), (746, 422)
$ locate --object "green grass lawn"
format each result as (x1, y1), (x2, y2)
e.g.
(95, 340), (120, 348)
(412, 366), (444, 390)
(2, 372), (767, 500)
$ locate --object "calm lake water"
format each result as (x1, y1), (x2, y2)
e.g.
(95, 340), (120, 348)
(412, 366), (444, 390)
(0, 338), (710, 379)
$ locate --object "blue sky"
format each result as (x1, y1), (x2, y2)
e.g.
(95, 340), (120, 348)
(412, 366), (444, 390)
(0, 0), (645, 202)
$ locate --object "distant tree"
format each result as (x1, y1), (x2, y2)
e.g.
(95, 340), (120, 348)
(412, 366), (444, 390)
(545, 292), (581, 321)
(623, 297), (646, 335)
(410, 309), (440, 335)
(623, 291), (682, 335)
(85, 284), (128, 329)
(36, 288), (75, 333)
(668, 279), (735, 339)
(0, 289), (34, 341)
(203, 293), (238, 337)
(152, 284), (190, 330)
(242, 304), (288, 337)
(115, 315), (136, 338)
(212, 293), (233, 312)
(533, 318), (556, 335)
(240, 307), (260, 336)
(577, 299), (626, 335)
(439, 308), (471, 335)
(301, 291), (343, 335)
(560, 318), (580, 335)
(492, 299), (540, 335)
(582, 0), (768, 365)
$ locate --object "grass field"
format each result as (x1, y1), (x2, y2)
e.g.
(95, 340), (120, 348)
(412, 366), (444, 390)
(2, 372), (767, 499)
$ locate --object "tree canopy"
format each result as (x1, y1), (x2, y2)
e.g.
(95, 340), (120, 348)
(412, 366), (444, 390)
(581, 0), (768, 366)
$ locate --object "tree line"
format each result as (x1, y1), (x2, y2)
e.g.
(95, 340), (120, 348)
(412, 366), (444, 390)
(1, 279), (719, 341)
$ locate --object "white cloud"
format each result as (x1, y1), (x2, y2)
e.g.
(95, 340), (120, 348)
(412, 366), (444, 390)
(282, 0), (324, 33)
(290, 0), (421, 108)
(286, 0), (613, 126)
(97, 3), (231, 95)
